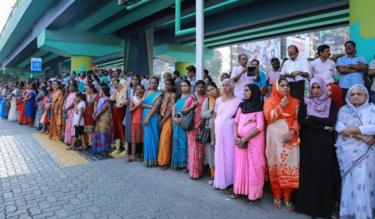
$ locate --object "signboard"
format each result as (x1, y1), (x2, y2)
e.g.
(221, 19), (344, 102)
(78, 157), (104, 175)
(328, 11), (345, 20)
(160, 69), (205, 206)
(31, 58), (42, 72)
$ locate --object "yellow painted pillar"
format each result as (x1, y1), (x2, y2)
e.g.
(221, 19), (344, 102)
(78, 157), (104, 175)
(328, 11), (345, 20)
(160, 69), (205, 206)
(175, 62), (191, 77)
(71, 56), (92, 72)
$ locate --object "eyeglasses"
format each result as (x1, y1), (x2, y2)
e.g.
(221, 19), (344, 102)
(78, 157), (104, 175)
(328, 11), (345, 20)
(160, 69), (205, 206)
(311, 86), (320, 89)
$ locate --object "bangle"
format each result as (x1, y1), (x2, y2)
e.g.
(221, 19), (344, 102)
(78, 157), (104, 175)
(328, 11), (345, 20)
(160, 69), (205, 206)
(350, 134), (353, 138)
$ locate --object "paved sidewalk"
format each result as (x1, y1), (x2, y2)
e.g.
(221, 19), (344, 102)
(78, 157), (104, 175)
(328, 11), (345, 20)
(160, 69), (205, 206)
(0, 119), (308, 219)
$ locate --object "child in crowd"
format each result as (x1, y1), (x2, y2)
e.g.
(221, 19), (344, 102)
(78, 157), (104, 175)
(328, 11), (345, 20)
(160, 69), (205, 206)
(128, 84), (145, 162)
(69, 92), (87, 150)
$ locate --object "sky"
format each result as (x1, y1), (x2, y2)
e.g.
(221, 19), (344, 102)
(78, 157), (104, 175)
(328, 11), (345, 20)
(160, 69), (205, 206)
(0, 0), (17, 34)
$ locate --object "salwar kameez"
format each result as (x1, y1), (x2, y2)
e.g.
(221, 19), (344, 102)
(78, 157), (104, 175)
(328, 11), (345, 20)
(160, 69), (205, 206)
(264, 80), (300, 202)
(171, 97), (188, 169)
(8, 91), (17, 122)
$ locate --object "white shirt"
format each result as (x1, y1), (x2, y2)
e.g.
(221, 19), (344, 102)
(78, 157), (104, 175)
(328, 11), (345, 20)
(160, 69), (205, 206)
(231, 66), (253, 99)
(310, 58), (336, 84)
(280, 55), (310, 82)
(370, 60), (375, 92)
(141, 78), (149, 90)
(73, 101), (86, 126)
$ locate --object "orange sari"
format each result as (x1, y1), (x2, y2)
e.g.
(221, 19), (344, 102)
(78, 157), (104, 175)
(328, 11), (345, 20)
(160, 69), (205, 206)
(18, 90), (28, 124)
(49, 89), (64, 140)
(263, 79), (300, 201)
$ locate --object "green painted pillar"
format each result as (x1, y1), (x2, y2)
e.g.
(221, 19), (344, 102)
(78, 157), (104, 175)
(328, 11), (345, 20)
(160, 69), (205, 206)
(349, 0), (375, 61)
(175, 62), (191, 77)
(71, 56), (92, 72)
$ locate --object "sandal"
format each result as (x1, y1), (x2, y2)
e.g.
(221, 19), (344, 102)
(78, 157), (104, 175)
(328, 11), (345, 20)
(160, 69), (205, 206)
(284, 201), (295, 211)
(272, 198), (282, 209)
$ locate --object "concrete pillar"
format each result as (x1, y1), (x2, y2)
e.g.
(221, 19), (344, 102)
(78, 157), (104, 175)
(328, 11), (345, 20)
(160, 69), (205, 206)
(349, 0), (375, 61)
(71, 56), (92, 73)
(175, 62), (191, 77)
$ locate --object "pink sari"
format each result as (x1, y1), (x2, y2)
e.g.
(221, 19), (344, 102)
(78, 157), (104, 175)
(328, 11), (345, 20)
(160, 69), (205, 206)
(185, 95), (206, 179)
(64, 92), (76, 145)
(233, 110), (266, 200)
(213, 97), (241, 189)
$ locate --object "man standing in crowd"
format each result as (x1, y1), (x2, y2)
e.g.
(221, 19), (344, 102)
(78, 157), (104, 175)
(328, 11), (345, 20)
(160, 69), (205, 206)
(186, 65), (196, 92)
(336, 40), (368, 98)
(280, 45), (310, 100)
(266, 58), (281, 96)
(173, 70), (182, 97)
(231, 54), (252, 99)
(368, 57), (375, 103)
(310, 44), (344, 108)
(250, 59), (267, 96)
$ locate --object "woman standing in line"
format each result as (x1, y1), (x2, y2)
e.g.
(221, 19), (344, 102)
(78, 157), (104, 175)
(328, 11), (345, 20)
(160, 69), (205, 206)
(128, 84), (145, 162)
(183, 80), (207, 179)
(84, 83), (98, 147)
(91, 85), (113, 154)
(49, 81), (64, 141)
(8, 83), (18, 122)
(171, 80), (191, 170)
(34, 85), (47, 130)
(24, 82), (37, 126)
(200, 82), (220, 184)
(142, 77), (162, 167)
(295, 77), (340, 218)
(63, 83), (77, 145)
(213, 79), (241, 189)
(111, 79), (127, 154)
(157, 79), (176, 167)
(335, 84), (375, 219)
(263, 77), (300, 211)
(233, 84), (266, 204)
(123, 75), (140, 156)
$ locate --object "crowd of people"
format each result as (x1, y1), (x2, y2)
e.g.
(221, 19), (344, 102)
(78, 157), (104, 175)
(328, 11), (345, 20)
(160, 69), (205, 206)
(0, 40), (375, 219)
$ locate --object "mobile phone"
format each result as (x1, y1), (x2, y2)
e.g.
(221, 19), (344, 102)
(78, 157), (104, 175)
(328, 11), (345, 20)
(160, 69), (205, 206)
(176, 113), (182, 118)
(247, 66), (256, 76)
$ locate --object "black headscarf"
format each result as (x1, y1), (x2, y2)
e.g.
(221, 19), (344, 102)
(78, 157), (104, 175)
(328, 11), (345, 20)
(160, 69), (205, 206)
(238, 83), (263, 114)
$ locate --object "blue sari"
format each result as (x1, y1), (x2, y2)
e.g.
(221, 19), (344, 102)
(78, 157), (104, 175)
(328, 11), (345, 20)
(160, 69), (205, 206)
(25, 90), (36, 123)
(0, 94), (7, 119)
(171, 96), (188, 168)
(142, 90), (161, 166)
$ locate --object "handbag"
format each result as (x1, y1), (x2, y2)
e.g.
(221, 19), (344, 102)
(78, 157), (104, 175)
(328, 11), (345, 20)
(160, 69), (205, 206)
(179, 95), (196, 131)
(196, 99), (211, 144)
(196, 119), (211, 144)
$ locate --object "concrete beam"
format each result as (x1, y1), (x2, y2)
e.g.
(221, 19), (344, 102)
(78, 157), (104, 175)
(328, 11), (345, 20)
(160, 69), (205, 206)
(154, 44), (213, 63)
(37, 30), (125, 57)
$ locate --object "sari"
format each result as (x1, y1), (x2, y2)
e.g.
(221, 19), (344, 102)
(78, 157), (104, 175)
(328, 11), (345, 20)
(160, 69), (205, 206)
(33, 91), (46, 129)
(18, 90), (28, 124)
(8, 89), (18, 122)
(157, 92), (176, 166)
(335, 85), (375, 219)
(92, 96), (112, 154)
(25, 89), (36, 125)
(171, 96), (189, 169)
(213, 96), (241, 189)
(186, 94), (207, 179)
(63, 92), (76, 145)
(112, 82), (126, 142)
(49, 90), (64, 140)
(84, 94), (98, 133)
(123, 88), (134, 144)
(142, 90), (162, 166)
(263, 79), (300, 201)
